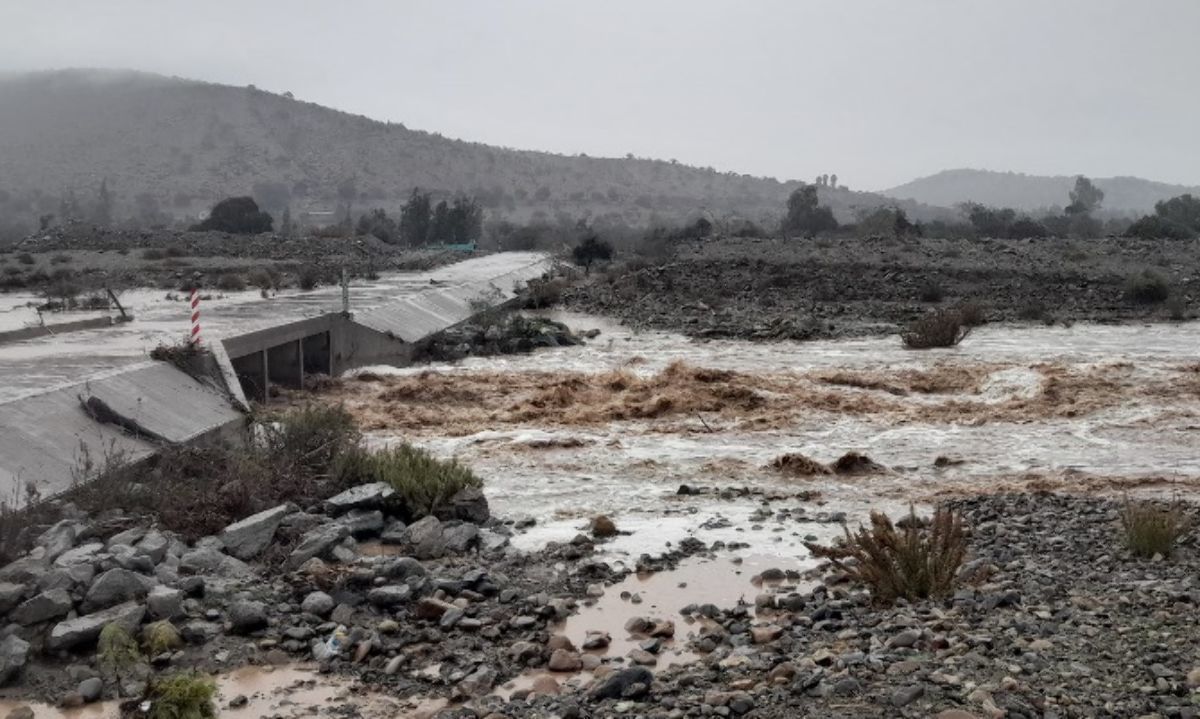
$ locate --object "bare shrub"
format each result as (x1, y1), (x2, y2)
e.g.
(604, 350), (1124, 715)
(1120, 499), (1191, 558)
(805, 506), (967, 603)
(1124, 270), (1170, 304)
(901, 310), (970, 349)
(918, 280), (944, 303)
(1165, 294), (1187, 321)
(141, 248), (166, 261)
(956, 301), (986, 326)
(16, 252), (35, 265)
(215, 273), (246, 291)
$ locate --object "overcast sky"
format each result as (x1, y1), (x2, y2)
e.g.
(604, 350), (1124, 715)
(2, 0), (1197, 190)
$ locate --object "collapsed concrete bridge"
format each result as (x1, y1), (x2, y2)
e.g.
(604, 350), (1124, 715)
(0, 253), (554, 507)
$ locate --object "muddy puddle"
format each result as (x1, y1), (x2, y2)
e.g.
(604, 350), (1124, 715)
(0, 665), (446, 719)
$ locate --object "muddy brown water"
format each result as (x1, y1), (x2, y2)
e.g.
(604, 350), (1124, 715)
(0, 665), (445, 719)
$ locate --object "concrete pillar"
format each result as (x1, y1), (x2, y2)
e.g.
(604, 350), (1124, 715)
(296, 338), (305, 389)
(259, 349), (269, 403)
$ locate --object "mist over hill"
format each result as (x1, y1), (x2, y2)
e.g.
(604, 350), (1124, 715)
(0, 69), (940, 238)
(884, 169), (1200, 216)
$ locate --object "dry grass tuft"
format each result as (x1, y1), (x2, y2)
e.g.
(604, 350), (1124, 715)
(1120, 499), (1191, 558)
(805, 506), (967, 603)
(901, 309), (971, 349)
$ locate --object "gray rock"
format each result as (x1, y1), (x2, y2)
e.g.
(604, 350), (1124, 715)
(442, 523), (479, 554)
(38, 520), (82, 561)
(892, 684), (924, 707)
(146, 586), (184, 620)
(11, 589), (73, 625)
(82, 568), (154, 612)
(0, 554), (48, 585)
(380, 519), (408, 544)
(219, 504), (293, 560)
(456, 664), (497, 699)
(589, 667), (654, 701)
(36, 569), (76, 593)
(379, 556), (426, 581)
(65, 563), (97, 588)
(324, 483), (395, 514)
(336, 509), (385, 537)
(367, 585), (411, 608)
(0, 582), (28, 615)
(228, 600), (268, 634)
(300, 591), (335, 617)
(48, 602), (146, 651)
(403, 516), (446, 560)
(107, 545), (155, 574)
(106, 527), (146, 549)
(0, 635), (30, 686)
(887, 629), (921, 649)
(53, 543), (103, 568)
(135, 531), (169, 564)
(4, 704), (33, 719)
(444, 486), (490, 524)
(78, 676), (103, 703)
(179, 620), (221, 644)
(179, 548), (254, 579)
(285, 524), (350, 570)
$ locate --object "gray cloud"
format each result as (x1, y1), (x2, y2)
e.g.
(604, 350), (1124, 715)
(1, 0), (1197, 189)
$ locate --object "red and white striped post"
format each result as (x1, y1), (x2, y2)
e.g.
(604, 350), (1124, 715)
(188, 288), (201, 346)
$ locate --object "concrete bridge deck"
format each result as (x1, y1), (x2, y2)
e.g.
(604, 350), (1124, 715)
(0, 252), (554, 507)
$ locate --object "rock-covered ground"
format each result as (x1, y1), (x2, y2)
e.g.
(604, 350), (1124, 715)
(563, 235), (1200, 340)
(1, 488), (1196, 718)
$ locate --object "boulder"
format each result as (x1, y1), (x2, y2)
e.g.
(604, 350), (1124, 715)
(336, 509), (385, 538)
(107, 545), (155, 574)
(300, 591), (335, 617)
(77, 676), (103, 703)
(135, 531), (170, 564)
(48, 601), (145, 651)
(82, 568), (154, 612)
(146, 586), (184, 620)
(378, 556), (426, 581)
(444, 486), (490, 524)
(403, 516), (446, 560)
(380, 519), (408, 544)
(0, 553), (48, 585)
(106, 527), (146, 549)
(219, 504), (293, 560)
(455, 664), (497, 699)
(367, 585), (412, 608)
(0, 635), (29, 686)
(591, 515), (618, 538)
(52, 543), (103, 568)
(0, 582), (28, 615)
(442, 523), (479, 554)
(548, 649), (583, 672)
(11, 589), (73, 625)
(324, 483), (395, 514)
(588, 667), (653, 701)
(179, 548), (254, 578)
(228, 600), (268, 634)
(37, 520), (82, 561)
(285, 524), (350, 570)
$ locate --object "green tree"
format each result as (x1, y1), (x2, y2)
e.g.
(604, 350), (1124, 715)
(782, 184), (838, 237)
(429, 200), (451, 243)
(1154, 194), (1200, 233)
(399, 189), (432, 246)
(1066, 176), (1104, 215)
(447, 196), (483, 243)
(191, 197), (273, 234)
(572, 233), (613, 274)
(356, 208), (398, 243)
(92, 178), (113, 226)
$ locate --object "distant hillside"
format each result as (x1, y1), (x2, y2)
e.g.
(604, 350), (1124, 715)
(883, 169), (1200, 215)
(0, 69), (939, 238)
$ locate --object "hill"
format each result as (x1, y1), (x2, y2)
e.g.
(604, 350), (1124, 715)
(0, 69), (939, 239)
(883, 169), (1200, 216)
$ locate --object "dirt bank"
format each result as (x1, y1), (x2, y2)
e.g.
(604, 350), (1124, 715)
(562, 235), (1200, 340)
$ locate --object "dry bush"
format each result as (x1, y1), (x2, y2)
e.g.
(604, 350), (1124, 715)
(769, 453), (830, 475)
(146, 672), (217, 719)
(1124, 270), (1171, 305)
(901, 310), (970, 349)
(918, 280), (944, 303)
(805, 506), (967, 603)
(956, 301), (987, 327)
(141, 248), (166, 261)
(215, 273), (246, 291)
(1120, 499), (1191, 558)
(335, 443), (481, 520)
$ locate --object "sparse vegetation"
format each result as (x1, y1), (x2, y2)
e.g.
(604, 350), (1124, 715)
(97, 623), (142, 678)
(1119, 499), (1190, 559)
(16, 252), (35, 265)
(145, 672), (217, 719)
(191, 196), (273, 234)
(143, 620), (184, 655)
(1166, 295), (1188, 321)
(142, 248), (166, 260)
(297, 265), (321, 290)
(571, 234), (613, 274)
(335, 443), (482, 520)
(50, 253), (71, 265)
(1124, 270), (1171, 304)
(901, 309), (970, 349)
(215, 273), (246, 291)
(804, 506), (968, 603)
(782, 184), (838, 237)
(918, 280), (944, 303)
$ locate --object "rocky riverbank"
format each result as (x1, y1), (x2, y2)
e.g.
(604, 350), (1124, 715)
(1, 489), (1195, 718)
(562, 236), (1200, 341)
